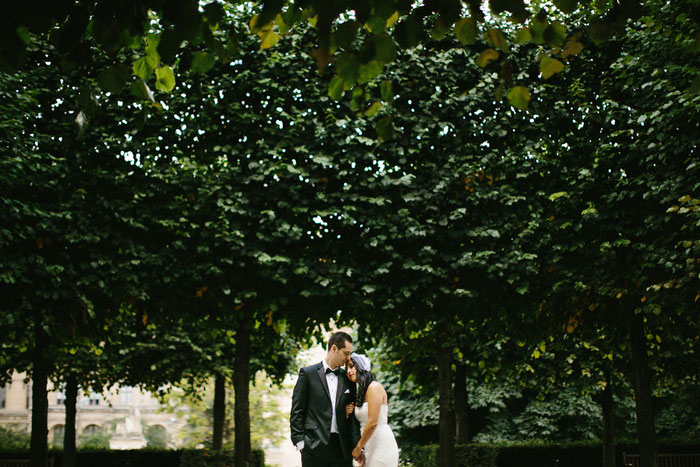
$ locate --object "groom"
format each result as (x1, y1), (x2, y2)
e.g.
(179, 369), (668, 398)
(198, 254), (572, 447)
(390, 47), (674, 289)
(290, 331), (361, 467)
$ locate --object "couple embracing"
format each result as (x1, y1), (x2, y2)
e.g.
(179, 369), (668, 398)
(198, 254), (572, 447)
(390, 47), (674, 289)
(290, 332), (399, 467)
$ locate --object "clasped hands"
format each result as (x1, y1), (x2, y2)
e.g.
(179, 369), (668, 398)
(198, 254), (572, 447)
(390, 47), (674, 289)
(352, 447), (365, 466)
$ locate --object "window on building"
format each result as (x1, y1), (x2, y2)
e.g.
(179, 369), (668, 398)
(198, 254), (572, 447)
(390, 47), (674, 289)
(51, 425), (65, 447)
(0, 386), (6, 409)
(119, 387), (133, 406)
(80, 391), (101, 407)
(83, 425), (100, 436)
(55, 385), (66, 406)
(145, 424), (167, 448)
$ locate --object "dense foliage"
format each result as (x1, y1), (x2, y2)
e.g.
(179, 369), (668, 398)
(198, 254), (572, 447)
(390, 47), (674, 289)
(0, 0), (698, 466)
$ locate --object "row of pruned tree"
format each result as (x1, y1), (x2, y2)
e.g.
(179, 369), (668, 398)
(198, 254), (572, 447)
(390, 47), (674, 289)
(1, 2), (698, 467)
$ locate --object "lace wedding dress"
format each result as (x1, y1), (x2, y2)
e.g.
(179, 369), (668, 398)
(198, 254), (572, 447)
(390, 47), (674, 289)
(354, 403), (399, 467)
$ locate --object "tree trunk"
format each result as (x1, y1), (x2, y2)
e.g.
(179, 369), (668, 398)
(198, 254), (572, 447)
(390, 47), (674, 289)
(234, 317), (251, 467)
(212, 372), (226, 450)
(438, 342), (455, 467)
(30, 321), (49, 467)
(601, 369), (615, 467)
(629, 310), (658, 467)
(454, 362), (469, 444)
(63, 373), (78, 467)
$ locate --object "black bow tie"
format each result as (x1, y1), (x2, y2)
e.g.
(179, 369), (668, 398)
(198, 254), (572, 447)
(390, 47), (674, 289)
(325, 367), (341, 376)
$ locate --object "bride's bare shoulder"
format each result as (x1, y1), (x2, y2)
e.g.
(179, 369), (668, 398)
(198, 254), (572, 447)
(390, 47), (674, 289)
(367, 380), (386, 395)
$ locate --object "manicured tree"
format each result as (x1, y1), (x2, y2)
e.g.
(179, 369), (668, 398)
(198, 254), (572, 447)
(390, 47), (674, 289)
(0, 35), (180, 466)
(0, 0), (653, 114)
(102, 19), (368, 462)
(0, 97), (154, 467)
(317, 32), (548, 464)
(531, 3), (700, 467)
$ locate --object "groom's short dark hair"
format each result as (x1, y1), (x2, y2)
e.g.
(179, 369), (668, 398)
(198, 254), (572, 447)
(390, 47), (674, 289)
(328, 331), (352, 350)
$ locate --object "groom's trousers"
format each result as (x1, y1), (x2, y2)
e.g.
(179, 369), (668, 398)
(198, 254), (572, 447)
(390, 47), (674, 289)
(301, 433), (352, 467)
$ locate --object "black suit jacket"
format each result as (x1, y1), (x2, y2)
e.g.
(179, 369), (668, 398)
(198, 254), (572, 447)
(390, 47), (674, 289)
(290, 362), (360, 461)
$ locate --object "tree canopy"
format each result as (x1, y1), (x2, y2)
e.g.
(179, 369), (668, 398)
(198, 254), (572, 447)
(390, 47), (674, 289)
(1, 1), (699, 467)
(0, 0), (679, 120)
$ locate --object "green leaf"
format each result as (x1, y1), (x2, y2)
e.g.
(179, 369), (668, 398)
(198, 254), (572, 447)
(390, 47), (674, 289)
(515, 27), (532, 44)
(129, 80), (155, 102)
(259, 30), (281, 50)
(350, 86), (365, 111)
(394, 15), (422, 49)
(366, 16), (387, 34)
(529, 15), (547, 44)
(358, 60), (383, 84)
(16, 26), (31, 44)
(157, 29), (182, 64)
(373, 34), (397, 62)
(249, 15), (269, 34)
(380, 80), (393, 104)
(375, 0), (397, 19)
(282, 7), (302, 30)
(363, 101), (383, 117)
(155, 66), (176, 92)
(548, 191), (568, 201)
(145, 34), (161, 61)
(257, 0), (284, 29)
(335, 21), (359, 50)
(132, 56), (158, 80)
(544, 22), (567, 47)
(475, 49), (500, 68)
(455, 18), (478, 45)
(192, 52), (216, 74)
(554, 0), (578, 14)
(562, 40), (584, 59)
(495, 82), (504, 101)
(588, 20), (612, 45)
(97, 64), (129, 94)
(689, 75), (700, 94)
(430, 20), (449, 41)
(328, 76), (345, 100)
(336, 53), (359, 87)
(484, 28), (509, 51)
(507, 86), (530, 110)
(274, 14), (290, 35)
(204, 3), (225, 28)
(376, 116), (393, 142)
(540, 56), (565, 79)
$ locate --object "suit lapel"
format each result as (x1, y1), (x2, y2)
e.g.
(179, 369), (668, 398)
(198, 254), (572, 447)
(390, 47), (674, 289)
(317, 364), (331, 403)
(334, 373), (345, 409)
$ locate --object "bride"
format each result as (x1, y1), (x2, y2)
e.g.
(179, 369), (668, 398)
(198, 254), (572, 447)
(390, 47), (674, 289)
(345, 353), (399, 467)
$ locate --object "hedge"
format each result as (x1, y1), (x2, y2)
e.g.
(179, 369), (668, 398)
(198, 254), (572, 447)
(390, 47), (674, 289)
(0, 448), (265, 467)
(400, 442), (700, 467)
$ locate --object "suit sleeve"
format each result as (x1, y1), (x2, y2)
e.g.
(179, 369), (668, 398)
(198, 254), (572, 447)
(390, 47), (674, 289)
(349, 386), (361, 447)
(290, 367), (309, 445)
(351, 410), (361, 447)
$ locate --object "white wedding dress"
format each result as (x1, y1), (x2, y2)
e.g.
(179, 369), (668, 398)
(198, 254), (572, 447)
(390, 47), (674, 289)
(354, 403), (399, 467)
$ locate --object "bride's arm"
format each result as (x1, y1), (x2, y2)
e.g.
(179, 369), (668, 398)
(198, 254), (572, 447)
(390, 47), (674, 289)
(352, 382), (383, 459)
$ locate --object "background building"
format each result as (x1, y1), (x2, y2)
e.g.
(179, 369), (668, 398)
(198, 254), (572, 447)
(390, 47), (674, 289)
(0, 372), (187, 449)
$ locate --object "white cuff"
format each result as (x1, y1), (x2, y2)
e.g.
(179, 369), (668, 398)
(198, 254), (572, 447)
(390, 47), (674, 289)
(296, 440), (305, 451)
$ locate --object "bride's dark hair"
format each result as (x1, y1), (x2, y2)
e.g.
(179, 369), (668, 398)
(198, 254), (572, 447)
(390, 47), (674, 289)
(351, 355), (375, 406)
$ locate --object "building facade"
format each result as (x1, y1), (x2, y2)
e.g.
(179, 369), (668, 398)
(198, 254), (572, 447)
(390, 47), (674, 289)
(0, 372), (187, 449)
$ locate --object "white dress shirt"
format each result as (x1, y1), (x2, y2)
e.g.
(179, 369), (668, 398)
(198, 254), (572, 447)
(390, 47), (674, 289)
(322, 359), (340, 434)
